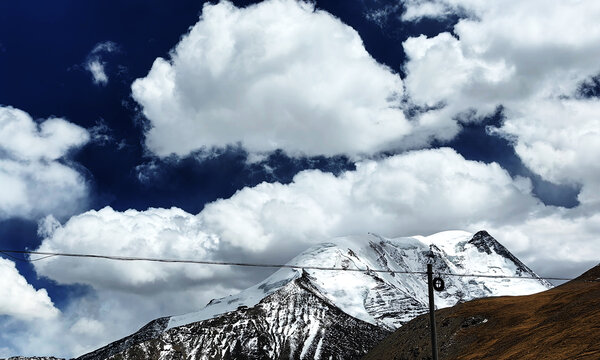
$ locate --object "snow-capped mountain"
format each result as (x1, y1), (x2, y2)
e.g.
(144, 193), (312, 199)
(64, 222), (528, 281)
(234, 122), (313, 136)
(76, 230), (551, 360)
(168, 230), (549, 330)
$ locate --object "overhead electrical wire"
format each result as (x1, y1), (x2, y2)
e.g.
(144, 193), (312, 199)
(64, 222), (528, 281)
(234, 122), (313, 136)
(0, 250), (56, 262)
(0, 249), (578, 282)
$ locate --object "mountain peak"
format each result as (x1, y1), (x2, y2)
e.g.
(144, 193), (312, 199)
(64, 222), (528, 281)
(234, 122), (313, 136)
(468, 230), (497, 254)
(168, 230), (550, 331)
(75, 230), (552, 360)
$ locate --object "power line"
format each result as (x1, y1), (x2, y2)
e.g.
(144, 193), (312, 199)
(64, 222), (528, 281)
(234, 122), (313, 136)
(1, 249), (427, 274)
(436, 272), (570, 280)
(0, 250), (56, 263)
(0, 250), (29, 263)
(0, 249), (576, 282)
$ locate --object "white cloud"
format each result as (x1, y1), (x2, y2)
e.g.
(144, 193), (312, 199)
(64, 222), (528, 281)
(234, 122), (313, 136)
(38, 147), (600, 298)
(0, 258), (59, 320)
(498, 99), (600, 207)
(86, 60), (108, 85)
(88, 118), (118, 146)
(35, 148), (542, 291)
(132, 0), (461, 158)
(0, 106), (89, 220)
(197, 147), (539, 252)
(85, 41), (118, 86)
(91, 41), (118, 54)
(400, 0), (600, 210)
(403, 32), (513, 113)
(479, 210), (600, 279)
(401, 0), (600, 115)
(31, 148), (548, 305)
(0, 107), (88, 161)
(365, 4), (401, 27)
(6, 208), (241, 357)
(34, 207), (227, 291)
(395, 0), (600, 279)
(401, 0), (453, 21)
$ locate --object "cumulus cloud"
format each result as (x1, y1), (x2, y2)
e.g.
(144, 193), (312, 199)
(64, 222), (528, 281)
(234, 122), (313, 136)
(197, 147), (539, 252)
(402, 6), (600, 116)
(132, 0), (460, 158)
(402, 0), (600, 100)
(35, 208), (228, 292)
(0, 258), (59, 320)
(497, 99), (600, 207)
(0, 106), (89, 220)
(33, 148), (549, 299)
(400, 0), (600, 210)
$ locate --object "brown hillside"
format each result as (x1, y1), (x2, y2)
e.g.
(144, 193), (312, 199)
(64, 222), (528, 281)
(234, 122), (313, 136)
(363, 265), (600, 360)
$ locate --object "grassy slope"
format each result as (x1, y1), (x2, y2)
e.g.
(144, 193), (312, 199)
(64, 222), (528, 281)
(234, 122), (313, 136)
(364, 265), (600, 360)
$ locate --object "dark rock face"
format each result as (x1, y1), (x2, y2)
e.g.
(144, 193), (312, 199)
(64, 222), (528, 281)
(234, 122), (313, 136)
(75, 274), (390, 360)
(468, 231), (540, 278)
(77, 317), (169, 360)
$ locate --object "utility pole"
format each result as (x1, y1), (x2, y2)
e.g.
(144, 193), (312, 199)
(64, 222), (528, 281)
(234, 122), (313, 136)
(427, 263), (439, 360)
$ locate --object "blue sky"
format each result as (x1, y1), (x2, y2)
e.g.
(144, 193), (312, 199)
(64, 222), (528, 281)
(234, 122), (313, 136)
(1, 0), (599, 357)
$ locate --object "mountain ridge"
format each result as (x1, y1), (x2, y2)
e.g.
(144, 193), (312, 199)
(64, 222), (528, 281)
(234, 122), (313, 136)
(2, 230), (552, 360)
(79, 271), (390, 360)
(166, 230), (550, 333)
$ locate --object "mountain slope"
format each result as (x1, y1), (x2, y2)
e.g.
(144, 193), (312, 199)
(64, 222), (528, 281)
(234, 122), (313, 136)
(75, 230), (550, 360)
(79, 271), (389, 360)
(363, 264), (600, 360)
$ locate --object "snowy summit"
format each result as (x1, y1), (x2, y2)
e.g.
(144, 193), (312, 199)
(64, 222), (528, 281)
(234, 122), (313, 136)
(77, 230), (550, 360)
